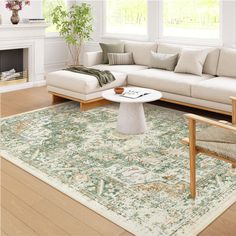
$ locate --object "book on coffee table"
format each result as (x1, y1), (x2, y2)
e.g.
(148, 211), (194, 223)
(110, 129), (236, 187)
(121, 90), (150, 99)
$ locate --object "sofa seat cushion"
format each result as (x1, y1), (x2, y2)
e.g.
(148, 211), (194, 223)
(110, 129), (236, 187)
(191, 77), (236, 104)
(90, 64), (148, 73)
(128, 69), (213, 96)
(46, 70), (127, 95)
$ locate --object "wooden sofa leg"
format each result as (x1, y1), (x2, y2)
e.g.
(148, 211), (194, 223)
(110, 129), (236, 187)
(80, 102), (88, 111)
(80, 99), (111, 111)
(189, 118), (197, 199)
(52, 94), (67, 104)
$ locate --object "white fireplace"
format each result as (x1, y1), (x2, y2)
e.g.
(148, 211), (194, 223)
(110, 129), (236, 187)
(0, 23), (48, 92)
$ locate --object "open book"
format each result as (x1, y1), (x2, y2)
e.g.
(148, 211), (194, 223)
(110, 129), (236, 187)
(120, 89), (150, 99)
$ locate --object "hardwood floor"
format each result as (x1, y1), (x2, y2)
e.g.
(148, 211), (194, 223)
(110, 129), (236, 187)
(1, 86), (236, 236)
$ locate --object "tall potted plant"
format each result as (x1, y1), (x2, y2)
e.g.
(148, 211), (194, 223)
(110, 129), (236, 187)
(51, 3), (93, 66)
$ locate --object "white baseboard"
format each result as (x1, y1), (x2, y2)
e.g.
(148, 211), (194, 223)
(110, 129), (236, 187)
(0, 80), (46, 93)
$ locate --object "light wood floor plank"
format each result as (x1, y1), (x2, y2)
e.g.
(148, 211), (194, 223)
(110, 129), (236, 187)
(1, 230), (9, 236)
(119, 231), (134, 236)
(0, 86), (54, 117)
(32, 198), (101, 236)
(1, 171), (43, 206)
(1, 159), (126, 236)
(1, 207), (38, 236)
(1, 188), (69, 236)
(2, 168), (101, 236)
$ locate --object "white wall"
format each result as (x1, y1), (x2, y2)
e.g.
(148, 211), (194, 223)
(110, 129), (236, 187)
(1, 0), (236, 72)
(0, 0), (69, 73)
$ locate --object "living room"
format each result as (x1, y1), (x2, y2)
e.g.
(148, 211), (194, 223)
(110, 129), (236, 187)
(0, 0), (236, 235)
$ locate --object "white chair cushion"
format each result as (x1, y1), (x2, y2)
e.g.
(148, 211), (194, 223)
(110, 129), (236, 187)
(191, 77), (236, 104)
(196, 126), (236, 161)
(90, 64), (148, 73)
(217, 48), (236, 78)
(46, 70), (127, 95)
(158, 43), (220, 75)
(123, 40), (158, 66)
(128, 69), (213, 96)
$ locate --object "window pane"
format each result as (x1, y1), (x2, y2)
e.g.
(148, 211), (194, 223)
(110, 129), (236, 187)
(163, 0), (220, 39)
(106, 0), (147, 35)
(43, 0), (67, 33)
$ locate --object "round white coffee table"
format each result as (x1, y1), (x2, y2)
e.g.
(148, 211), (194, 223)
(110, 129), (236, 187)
(102, 87), (162, 134)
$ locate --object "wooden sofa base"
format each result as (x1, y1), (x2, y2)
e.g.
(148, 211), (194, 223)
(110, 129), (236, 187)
(49, 91), (232, 116)
(50, 92), (111, 111)
(160, 98), (231, 116)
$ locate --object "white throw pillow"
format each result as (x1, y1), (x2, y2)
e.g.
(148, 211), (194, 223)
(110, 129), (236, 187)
(174, 49), (209, 76)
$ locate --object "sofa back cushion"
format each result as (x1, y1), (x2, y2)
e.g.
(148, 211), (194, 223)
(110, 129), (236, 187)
(217, 48), (236, 78)
(124, 40), (158, 66)
(158, 43), (182, 55)
(203, 48), (220, 75)
(157, 43), (220, 75)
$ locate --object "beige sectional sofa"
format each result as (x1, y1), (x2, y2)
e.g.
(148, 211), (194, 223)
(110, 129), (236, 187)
(46, 41), (236, 114)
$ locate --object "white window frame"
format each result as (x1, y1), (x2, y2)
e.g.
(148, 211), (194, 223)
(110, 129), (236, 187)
(158, 0), (223, 46)
(101, 0), (149, 41)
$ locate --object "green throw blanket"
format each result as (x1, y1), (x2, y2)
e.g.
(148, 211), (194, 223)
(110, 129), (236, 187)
(64, 66), (116, 87)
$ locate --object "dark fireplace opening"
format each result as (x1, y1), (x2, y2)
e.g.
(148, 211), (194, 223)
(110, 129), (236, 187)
(0, 49), (23, 72)
(0, 48), (28, 86)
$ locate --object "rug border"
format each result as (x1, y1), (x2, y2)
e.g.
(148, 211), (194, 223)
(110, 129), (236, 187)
(2, 148), (236, 236)
(1, 104), (236, 236)
(0, 150), (146, 235)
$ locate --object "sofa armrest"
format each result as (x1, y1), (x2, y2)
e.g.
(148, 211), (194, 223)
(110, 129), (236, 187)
(83, 51), (103, 67)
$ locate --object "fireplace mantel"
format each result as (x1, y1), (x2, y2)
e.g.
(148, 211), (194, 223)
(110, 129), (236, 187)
(0, 23), (48, 92)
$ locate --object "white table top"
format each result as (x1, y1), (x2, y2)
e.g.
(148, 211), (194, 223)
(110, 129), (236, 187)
(102, 87), (162, 103)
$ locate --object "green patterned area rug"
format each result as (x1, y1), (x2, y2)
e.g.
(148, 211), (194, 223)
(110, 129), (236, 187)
(1, 102), (235, 236)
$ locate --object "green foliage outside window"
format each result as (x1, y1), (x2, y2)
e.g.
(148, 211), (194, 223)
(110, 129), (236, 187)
(107, 0), (147, 26)
(164, 0), (219, 30)
(106, 0), (147, 35)
(43, 0), (66, 32)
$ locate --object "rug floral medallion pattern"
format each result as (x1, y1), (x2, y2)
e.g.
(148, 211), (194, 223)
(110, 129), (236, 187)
(1, 102), (236, 235)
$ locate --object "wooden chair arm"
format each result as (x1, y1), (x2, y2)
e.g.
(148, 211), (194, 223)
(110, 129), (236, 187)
(231, 96), (236, 124)
(184, 114), (236, 132)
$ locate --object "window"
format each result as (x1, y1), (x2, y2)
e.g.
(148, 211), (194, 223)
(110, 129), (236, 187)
(105, 0), (148, 36)
(43, 0), (67, 33)
(163, 0), (220, 39)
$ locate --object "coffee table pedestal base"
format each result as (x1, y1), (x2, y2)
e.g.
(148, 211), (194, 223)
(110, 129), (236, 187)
(117, 103), (146, 134)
